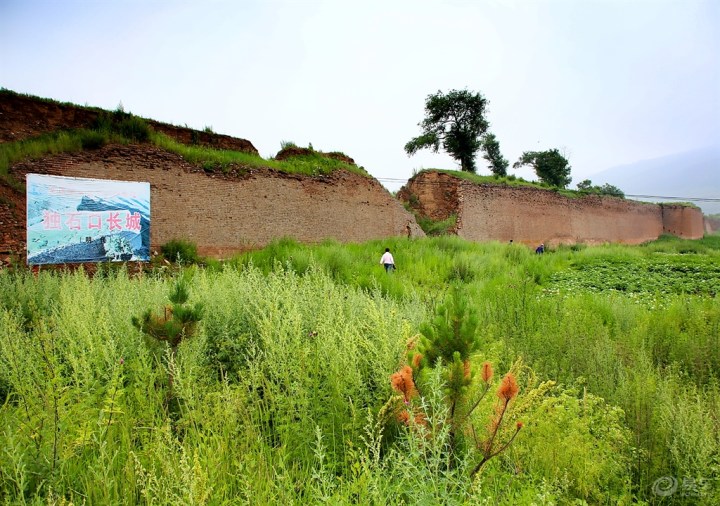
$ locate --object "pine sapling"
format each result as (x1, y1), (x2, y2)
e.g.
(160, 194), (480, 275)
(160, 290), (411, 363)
(132, 277), (203, 399)
(389, 287), (523, 476)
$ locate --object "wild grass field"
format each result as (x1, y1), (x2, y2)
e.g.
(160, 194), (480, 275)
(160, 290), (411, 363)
(0, 235), (718, 504)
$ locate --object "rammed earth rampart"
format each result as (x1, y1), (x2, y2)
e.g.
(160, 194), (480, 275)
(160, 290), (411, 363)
(0, 91), (706, 260)
(399, 171), (704, 246)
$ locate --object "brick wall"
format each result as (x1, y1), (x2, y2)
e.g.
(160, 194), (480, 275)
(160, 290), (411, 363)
(661, 205), (706, 239)
(401, 172), (704, 246)
(705, 217), (720, 234)
(5, 144), (424, 258)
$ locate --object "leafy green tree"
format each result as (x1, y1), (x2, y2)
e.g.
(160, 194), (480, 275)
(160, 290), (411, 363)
(481, 133), (509, 176)
(576, 179), (625, 198)
(576, 179), (593, 192)
(513, 148), (572, 187)
(405, 89), (490, 173)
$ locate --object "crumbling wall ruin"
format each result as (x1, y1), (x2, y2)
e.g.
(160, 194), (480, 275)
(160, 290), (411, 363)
(400, 171), (704, 246)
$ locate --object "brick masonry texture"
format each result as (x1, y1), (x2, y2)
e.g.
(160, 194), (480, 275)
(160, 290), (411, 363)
(1, 91), (708, 262)
(400, 172), (704, 246)
(3, 144), (424, 258)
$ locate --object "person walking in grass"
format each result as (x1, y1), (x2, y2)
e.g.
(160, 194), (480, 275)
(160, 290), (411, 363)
(380, 247), (395, 272)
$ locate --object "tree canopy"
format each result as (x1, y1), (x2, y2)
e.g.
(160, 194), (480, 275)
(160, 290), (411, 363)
(481, 133), (509, 176)
(404, 89), (489, 173)
(576, 179), (625, 198)
(513, 149), (572, 188)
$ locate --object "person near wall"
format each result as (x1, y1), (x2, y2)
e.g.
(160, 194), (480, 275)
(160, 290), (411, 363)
(535, 243), (545, 254)
(380, 247), (395, 272)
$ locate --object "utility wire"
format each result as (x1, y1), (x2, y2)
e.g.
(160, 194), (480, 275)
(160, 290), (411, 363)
(624, 195), (720, 203)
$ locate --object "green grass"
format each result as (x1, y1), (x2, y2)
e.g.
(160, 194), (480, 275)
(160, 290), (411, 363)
(411, 168), (627, 200)
(0, 88), (369, 181)
(415, 167), (536, 187)
(1, 229), (719, 503)
(151, 132), (368, 177)
(416, 213), (457, 236)
(0, 87), (107, 112)
(0, 127), (369, 184)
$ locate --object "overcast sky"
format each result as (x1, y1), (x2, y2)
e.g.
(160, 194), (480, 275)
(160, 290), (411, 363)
(1, 0), (718, 191)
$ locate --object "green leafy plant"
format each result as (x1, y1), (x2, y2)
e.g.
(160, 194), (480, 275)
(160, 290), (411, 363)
(576, 179), (625, 197)
(481, 132), (509, 176)
(417, 214), (457, 236)
(390, 288), (523, 475)
(161, 239), (201, 264)
(0, 235), (717, 503)
(79, 129), (108, 149)
(405, 89), (490, 173)
(513, 148), (572, 188)
(116, 114), (150, 142)
(132, 276), (203, 404)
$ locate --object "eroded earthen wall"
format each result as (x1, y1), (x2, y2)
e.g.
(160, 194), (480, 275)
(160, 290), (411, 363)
(661, 205), (705, 239)
(0, 92), (258, 154)
(457, 183), (664, 245)
(6, 145), (423, 257)
(402, 172), (704, 245)
(705, 217), (720, 234)
(398, 171), (460, 222)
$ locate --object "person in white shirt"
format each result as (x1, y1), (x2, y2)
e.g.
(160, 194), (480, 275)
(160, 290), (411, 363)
(380, 247), (395, 272)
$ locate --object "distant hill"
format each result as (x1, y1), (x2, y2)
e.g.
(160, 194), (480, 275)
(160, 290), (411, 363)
(588, 146), (720, 215)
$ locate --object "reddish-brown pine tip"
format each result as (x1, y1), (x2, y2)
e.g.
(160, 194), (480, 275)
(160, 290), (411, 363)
(497, 373), (519, 401)
(390, 365), (417, 402)
(481, 361), (493, 383)
(412, 353), (423, 369)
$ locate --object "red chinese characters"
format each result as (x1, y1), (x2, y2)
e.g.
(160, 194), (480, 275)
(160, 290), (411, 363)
(40, 210), (142, 233)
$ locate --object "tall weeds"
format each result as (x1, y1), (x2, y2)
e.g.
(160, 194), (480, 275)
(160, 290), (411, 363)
(0, 236), (717, 503)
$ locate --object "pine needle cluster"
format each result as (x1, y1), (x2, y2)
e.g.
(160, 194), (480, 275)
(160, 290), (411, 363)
(390, 287), (523, 476)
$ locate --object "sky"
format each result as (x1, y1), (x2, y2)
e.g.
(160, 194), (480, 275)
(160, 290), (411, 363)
(1, 0), (718, 193)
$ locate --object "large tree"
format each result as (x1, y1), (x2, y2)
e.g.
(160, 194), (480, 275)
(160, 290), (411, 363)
(513, 149), (572, 188)
(481, 133), (509, 176)
(404, 89), (489, 173)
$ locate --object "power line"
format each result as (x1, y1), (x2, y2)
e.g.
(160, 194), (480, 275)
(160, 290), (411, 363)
(624, 195), (720, 203)
(373, 177), (720, 204)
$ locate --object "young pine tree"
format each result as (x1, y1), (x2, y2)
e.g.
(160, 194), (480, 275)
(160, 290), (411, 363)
(390, 286), (522, 475)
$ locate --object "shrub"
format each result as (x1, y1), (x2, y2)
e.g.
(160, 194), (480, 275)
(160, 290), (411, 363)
(92, 112), (114, 133)
(160, 239), (200, 264)
(79, 130), (107, 149)
(418, 214), (457, 236)
(117, 115), (150, 142)
(447, 256), (475, 282)
(509, 381), (634, 503)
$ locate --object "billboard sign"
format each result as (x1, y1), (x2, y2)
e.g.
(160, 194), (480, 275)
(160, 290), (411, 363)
(26, 174), (151, 265)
